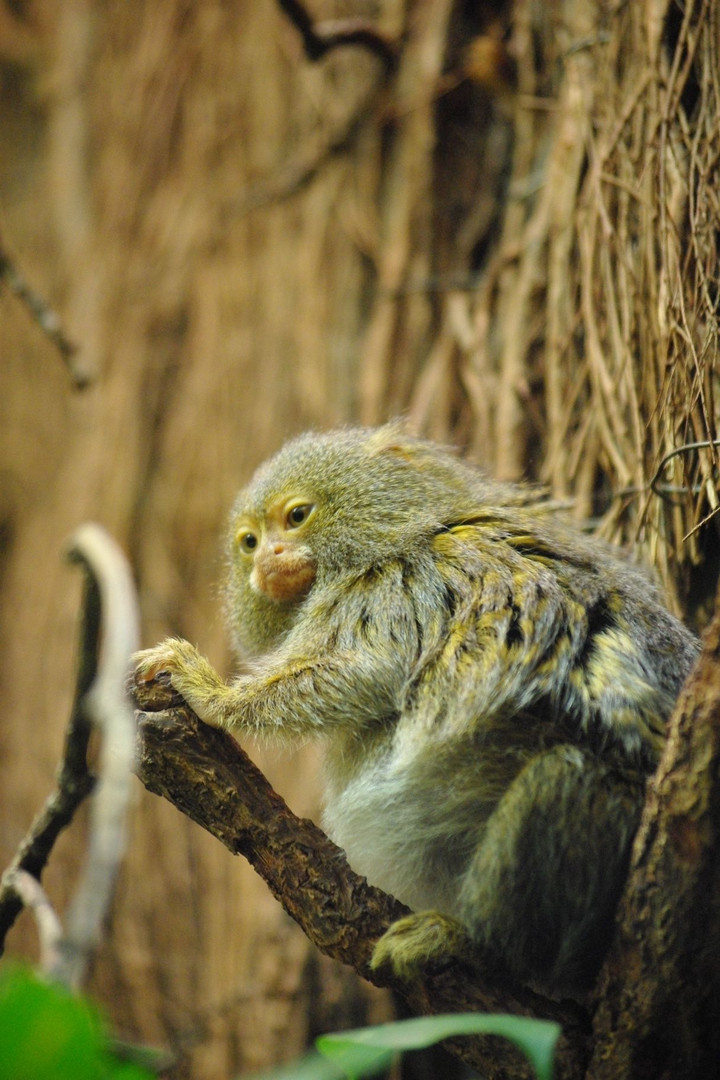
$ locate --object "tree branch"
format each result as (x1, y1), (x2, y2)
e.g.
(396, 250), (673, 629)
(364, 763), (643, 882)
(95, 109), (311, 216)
(220, 83), (380, 220)
(133, 679), (590, 1080)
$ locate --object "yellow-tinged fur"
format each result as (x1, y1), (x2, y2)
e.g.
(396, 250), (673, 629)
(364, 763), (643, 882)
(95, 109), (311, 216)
(134, 425), (698, 994)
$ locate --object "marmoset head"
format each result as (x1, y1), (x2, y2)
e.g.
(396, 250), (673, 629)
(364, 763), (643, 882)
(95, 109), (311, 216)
(225, 424), (493, 655)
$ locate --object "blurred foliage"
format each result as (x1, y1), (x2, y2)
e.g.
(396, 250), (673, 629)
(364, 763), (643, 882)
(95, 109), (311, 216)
(0, 965), (155, 1080)
(248, 1011), (560, 1080)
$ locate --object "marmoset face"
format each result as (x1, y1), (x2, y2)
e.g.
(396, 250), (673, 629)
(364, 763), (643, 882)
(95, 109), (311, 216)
(233, 495), (317, 603)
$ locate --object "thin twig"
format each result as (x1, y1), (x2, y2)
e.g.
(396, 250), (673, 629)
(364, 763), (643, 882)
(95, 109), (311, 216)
(0, 237), (88, 389)
(0, 537), (101, 949)
(650, 439), (720, 501)
(277, 0), (396, 70)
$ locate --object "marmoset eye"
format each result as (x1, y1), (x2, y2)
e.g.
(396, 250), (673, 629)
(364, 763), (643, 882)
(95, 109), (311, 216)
(238, 531), (258, 552)
(286, 504), (313, 528)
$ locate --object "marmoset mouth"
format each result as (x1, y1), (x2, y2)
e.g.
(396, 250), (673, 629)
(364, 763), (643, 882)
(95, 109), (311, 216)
(251, 556), (316, 603)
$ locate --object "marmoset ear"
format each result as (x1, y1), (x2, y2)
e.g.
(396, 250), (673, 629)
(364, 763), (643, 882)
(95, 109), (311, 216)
(366, 421), (452, 470)
(366, 423), (464, 483)
(365, 419), (414, 457)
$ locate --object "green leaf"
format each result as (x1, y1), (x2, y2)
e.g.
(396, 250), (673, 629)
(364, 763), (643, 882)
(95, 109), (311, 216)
(317, 1012), (560, 1080)
(0, 965), (155, 1080)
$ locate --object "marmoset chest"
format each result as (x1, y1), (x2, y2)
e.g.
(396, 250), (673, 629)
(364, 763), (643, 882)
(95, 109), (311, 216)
(321, 730), (486, 916)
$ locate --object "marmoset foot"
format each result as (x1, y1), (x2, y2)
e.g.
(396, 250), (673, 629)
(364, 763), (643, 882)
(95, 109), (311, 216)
(370, 910), (474, 983)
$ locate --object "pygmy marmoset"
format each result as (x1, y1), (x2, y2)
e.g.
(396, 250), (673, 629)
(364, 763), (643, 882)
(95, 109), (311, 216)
(134, 425), (699, 995)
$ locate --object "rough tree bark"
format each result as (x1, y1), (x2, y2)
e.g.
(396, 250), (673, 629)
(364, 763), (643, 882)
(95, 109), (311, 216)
(587, 602), (720, 1079)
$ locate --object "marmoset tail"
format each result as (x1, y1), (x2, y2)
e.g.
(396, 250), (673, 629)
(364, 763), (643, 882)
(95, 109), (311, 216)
(134, 424), (699, 994)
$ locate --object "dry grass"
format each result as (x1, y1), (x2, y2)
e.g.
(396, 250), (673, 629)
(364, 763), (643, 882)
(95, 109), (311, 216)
(564, 0), (718, 607)
(402, 0), (718, 612)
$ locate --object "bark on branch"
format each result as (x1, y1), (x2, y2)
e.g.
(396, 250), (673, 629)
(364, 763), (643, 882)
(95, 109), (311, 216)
(134, 679), (590, 1080)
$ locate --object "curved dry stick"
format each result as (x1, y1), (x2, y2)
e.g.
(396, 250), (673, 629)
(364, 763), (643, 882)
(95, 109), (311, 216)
(53, 524), (140, 988)
(0, 524), (139, 993)
(2, 870), (64, 975)
(220, 0), (396, 222)
(220, 79), (381, 221)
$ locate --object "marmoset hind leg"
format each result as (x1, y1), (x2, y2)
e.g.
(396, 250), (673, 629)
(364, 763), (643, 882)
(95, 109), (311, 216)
(371, 743), (645, 994)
